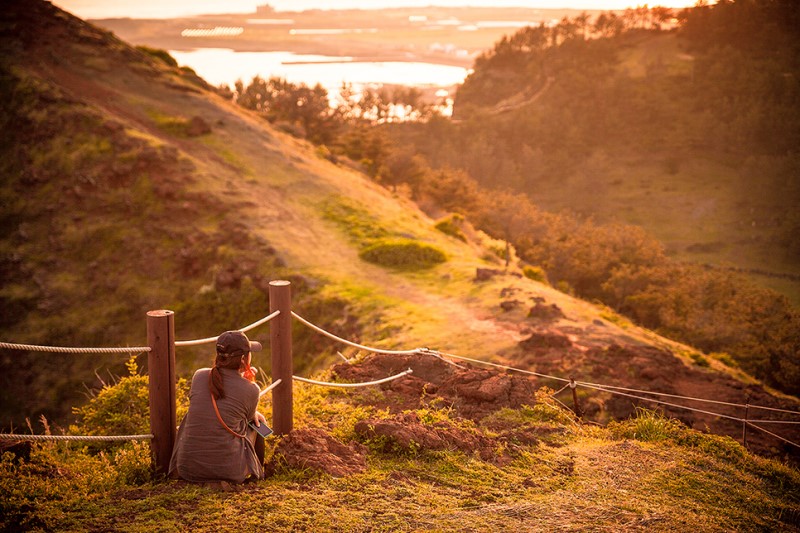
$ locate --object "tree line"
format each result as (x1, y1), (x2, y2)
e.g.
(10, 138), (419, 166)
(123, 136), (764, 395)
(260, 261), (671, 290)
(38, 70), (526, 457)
(219, 1), (800, 396)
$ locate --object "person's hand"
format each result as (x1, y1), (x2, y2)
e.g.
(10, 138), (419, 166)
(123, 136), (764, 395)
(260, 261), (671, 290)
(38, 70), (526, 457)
(254, 411), (267, 427)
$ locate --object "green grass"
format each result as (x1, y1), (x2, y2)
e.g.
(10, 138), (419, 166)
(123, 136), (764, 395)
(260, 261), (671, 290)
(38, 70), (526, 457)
(2, 373), (798, 532)
(359, 239), (447, 271)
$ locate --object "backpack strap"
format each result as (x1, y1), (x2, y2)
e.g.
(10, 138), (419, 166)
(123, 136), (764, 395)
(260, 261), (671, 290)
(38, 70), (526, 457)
(209, 372), (246, 439)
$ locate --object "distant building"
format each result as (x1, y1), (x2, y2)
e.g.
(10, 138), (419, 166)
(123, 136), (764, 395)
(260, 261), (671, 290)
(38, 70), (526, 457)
(256, 4), (276, 15)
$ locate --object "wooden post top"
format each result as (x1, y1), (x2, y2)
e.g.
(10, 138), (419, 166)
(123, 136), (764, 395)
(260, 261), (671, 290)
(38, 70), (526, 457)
(147, 310), (174, 318)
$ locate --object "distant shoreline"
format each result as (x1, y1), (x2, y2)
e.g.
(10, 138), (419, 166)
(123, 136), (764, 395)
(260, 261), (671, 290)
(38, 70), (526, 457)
(159, 42), (475, 69)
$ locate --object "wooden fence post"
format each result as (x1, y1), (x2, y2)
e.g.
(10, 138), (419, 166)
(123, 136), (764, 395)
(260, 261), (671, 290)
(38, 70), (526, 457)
(569, 376), (582, 420)
(269, 280), (293, 435)
(742, 402), (750, 448)
(146, 310), (176, 476)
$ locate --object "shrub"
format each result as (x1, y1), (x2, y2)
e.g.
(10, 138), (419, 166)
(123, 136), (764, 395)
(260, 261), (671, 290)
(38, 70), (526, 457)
(71, 358), (150, 439)
(609, 408), (682, 442)
(522, 265), (548, 283)
(359, 238), (447, 270)
(689, 352), (711, 367)
(434, 214), (467, 242)
(71, 357), (190, 445)
(610, 408), (747, 462)
(710, 352), (738, 368)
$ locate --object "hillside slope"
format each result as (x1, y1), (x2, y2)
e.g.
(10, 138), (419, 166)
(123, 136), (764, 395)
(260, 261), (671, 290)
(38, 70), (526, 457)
(0, 3), (799, 531)
(406, 22), (800, 304)
(0, 0), (798, 461)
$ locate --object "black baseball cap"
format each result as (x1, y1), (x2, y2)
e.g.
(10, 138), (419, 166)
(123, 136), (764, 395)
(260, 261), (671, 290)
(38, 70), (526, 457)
(216, 330), (262, 358)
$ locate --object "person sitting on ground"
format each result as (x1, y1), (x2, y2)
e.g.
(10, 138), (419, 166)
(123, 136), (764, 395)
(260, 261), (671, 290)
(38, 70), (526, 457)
(169, 330), (267, 483)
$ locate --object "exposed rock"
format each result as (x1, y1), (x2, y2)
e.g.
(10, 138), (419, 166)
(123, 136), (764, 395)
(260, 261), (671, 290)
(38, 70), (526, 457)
(519, 331), (572, 350)
(186, 116), (211, 136)
(333, 353), (539, 421)
(528, 302), (565, 321)
(500, 299), (522, 312)
(475, 268), (503, 281)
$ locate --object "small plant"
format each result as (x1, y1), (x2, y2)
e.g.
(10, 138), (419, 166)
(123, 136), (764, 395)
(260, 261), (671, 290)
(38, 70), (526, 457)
(522, 265), (548, 283)
(689, 352), (711, 367)
(555, 280), (575, 296)
(71, 357), (150, 439)
(484, 388), (576, 427)
(359, 238), (447, 270)
(609, 407), (682, 442)
(434, 214), (467, 242)
(709, 352), (737, 368)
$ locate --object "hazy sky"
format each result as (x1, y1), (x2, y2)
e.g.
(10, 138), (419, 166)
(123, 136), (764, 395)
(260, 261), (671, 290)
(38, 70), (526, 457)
(55, 1), (701, 19)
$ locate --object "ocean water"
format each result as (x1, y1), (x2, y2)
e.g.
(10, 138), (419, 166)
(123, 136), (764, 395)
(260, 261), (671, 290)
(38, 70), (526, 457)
(55, 1), (698, 20)
(170, 48), (469, 91)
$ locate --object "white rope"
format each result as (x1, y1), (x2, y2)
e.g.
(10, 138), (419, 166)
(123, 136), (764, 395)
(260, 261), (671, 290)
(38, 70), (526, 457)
(580, 382), (745, 422)
(577, 379), (800, 416)
(0, 342), (150, 354)
(746, 422), (800, 449)
(432, 349), (800, 419)
(744, 404), (800, 416)
(432, 350), (571, 383)
(0, 433), (153, 442)
(291, 312), (422, 355)
(240, 310), (281, 334)
(258, 378), (283, 398)
(745, 419), (800, 425)
(293, 368), (413, 388)
(551, 383), (572, 396)
(175, 310), (280, 347)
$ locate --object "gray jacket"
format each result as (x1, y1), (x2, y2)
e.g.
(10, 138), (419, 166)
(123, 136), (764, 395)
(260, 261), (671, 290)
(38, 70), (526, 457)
(169, 367), (263, 483)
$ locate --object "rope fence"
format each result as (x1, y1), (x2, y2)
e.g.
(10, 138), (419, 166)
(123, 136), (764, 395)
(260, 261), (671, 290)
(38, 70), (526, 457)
(0, 433), (153, 442)
(578, 382), (745, 423)
(175, 310), (281, 347)
(292, 368), (413, 388)
(0, 342), (150, 354)
(290, 315), (800, 450)
(292, 312), (421, 355)
(3, 280), (799, 472)
(259, 378), (283, 398)
(746, 422), (800, 448)
(575, 379), (800, 416)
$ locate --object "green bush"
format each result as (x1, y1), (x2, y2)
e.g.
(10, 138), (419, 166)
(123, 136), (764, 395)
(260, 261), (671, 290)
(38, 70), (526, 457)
(522, 265), (548, 283)
(689, 352), (711, 368)
(610, 408), (682, 442)
(710, 352), (738, 368)
(71, 358), (150, 438)
(434, 214), (467, 242)
(610, 408), (746, 462)
(71, 357), (190, 444)
(359, 239), (447, 270)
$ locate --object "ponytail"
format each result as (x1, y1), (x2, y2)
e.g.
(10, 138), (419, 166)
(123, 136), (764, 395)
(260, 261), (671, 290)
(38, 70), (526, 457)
(209, 353), (243, 400)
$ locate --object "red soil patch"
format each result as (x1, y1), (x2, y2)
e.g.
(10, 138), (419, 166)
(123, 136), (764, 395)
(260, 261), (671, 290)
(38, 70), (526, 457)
(265, 428), (367, 477)
(519, 342), (800, 461)
(332, 352), (538, 421)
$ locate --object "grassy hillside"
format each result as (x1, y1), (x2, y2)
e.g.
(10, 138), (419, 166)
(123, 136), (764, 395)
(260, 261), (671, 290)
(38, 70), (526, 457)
(396, 12), (800, 305)
(0, 2), (799, 529)
(2, 361), (799, 532)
